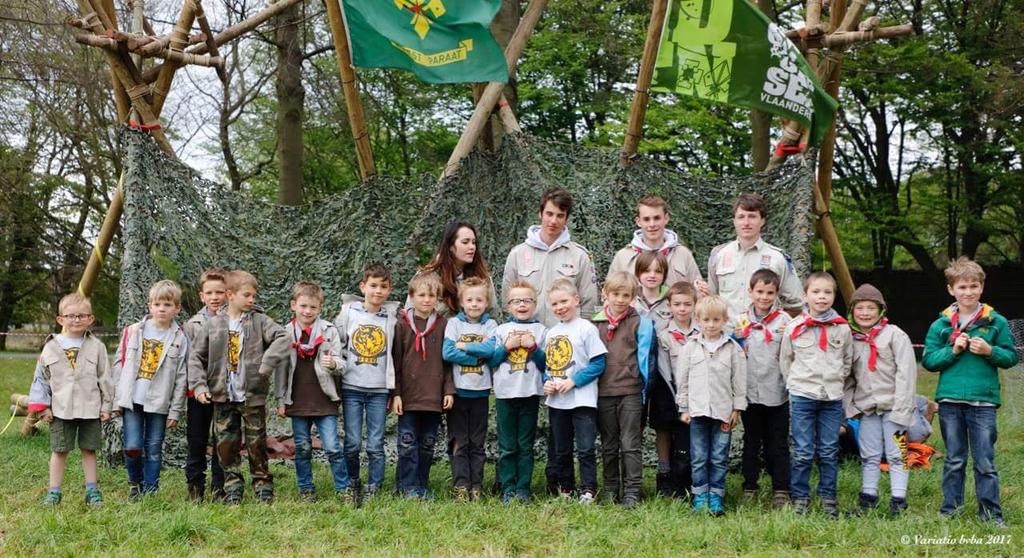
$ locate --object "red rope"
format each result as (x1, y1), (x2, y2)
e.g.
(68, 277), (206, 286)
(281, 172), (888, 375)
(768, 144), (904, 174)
(774, 142), (807, 157)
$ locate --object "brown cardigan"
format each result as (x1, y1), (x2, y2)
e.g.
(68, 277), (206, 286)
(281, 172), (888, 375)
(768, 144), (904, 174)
(392, 313), (454, 412)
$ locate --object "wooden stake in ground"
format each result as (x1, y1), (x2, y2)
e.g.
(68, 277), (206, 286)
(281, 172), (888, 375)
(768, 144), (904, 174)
(324, 0), (376, 181)
(620, 0), (668, 168)
(442, 0), (549, 179)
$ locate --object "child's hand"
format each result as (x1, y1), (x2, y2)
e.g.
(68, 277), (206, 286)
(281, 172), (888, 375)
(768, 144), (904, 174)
(197, 392), (212, 404)
(392, 396), (404, 415)
(968, 337), (992, 356)
(456, 342), (467, 351)
(276, 405), (286, 418)
(40, 409), (53, 423)
(680, 412), (691, 424)
(556, 378), (576, 394)
(166, 419), (178, 429)
(100, 412), (111, 422)
(504, 332), (522, 351)
(442, 395), (454, 410)
(952, 333), (969, 354)
(111, 409), (122, 418)
(721, 411), (740, 432)
(320, 349), (335, 369)
(520, 332), (535, 348)
(543, 380), (557, 396)
(733, 326), (744, 338)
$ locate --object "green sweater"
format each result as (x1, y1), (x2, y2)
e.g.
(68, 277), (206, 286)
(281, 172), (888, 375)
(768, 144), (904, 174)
(922, 304), (1019, 406)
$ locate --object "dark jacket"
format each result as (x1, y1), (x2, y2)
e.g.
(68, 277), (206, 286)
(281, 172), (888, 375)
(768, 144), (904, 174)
(392, 313), (454, 412)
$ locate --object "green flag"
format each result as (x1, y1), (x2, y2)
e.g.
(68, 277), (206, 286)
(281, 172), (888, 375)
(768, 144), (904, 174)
(652, 0), (838, 145)
(343, 0), (509, 84)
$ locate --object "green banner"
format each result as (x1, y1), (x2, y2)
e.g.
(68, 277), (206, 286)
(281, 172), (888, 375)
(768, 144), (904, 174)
(343, 0), (509, 84)
(652, 0), (838, 145)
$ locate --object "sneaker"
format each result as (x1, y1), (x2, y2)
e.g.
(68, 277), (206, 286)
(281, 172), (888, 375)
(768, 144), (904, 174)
(692, 492), (709, 513)
(469, 488), (482, 502)
(991, 517), (1009, 529)
(708, 493), (725, 516)
(299, 490), (317, 503)
(857, 492), (879, 515)
(655, 472), (673, 497)
(559, 488), (575, 500)
(187, 483), (204, 503)
(890, 497), (907, 516)
(822, 498), (840, 519)
(256, 487), (274, 504)
(742, 489), (757, 503)
(129, 484), (144, 503)
(501, 492), (516, 505)
(622, 494), (640, 509)
(84, 487), (104, 507)
(224, 490), (243, 505)
(337, 488), (357, 506)
(793, 497), (810, 515)
(363, 484), (380, 500)
(578, 489), (596, 505)
(453, 486), (470, 502)
(41, 490), (62, 506)
(772, 490), (790, 509)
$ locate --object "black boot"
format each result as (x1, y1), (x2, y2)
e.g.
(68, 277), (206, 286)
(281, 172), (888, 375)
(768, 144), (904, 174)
(858, 492), (879, 515)
(187, 483), (204, 503)
(890, 497), (908, 516)
(655, 472), (673, 498)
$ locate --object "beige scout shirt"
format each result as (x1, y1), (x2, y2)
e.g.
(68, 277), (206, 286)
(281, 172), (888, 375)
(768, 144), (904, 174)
(707, 238), (803, 322)
(845, 322), (918, 427)
(780, 316), (853, 401)
(675, 336), (747, 422)
(29, 332), (113, 419)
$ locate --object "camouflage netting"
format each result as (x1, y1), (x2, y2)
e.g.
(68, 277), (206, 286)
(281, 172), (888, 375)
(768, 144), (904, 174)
(107, 129), (816, 473)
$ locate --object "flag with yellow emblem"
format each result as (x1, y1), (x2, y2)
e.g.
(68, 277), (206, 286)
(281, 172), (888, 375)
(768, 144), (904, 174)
(343, 0), (509, 83)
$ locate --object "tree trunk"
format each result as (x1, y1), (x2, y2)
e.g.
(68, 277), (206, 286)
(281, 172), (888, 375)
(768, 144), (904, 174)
(749, 0), (777, 171)
(276, 1), (305, 206)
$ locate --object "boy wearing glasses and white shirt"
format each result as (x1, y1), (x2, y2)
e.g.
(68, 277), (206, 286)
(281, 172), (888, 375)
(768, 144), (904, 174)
(29, 293), (113, 506)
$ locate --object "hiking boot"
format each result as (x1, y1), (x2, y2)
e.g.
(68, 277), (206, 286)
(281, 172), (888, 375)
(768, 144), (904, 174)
(621, 494), (640, 509)
(822, 498), (840, 519)
(84, 486), (104, 507)
(890, 497), (908, 516)
(655, 472), (673, 497)
(708, 493), (725, 516)
(546, 476), (560, 496)
(469, 488), (482, 502)
(692, 492), (709, 513)
(128, 484), (144, 503)
(337, 488), (357, 506)
(224, 490), (243, 505)
(991, 517), (1008, 529)
(256, 487), (274, 504)
(742, 489), (757, 503)
(363, 484), (380, 501)
(453, 486), (470, 502)
(578, 489), (596, 505)
(187, 483), (204, 503)
(792, 497), (810, 515)
(857, 492), (879, 515)
(210, 485), (227, 503)
(299, 490), (317, 503)
(772, 490), (790, 509)
(41, 490), (62, 506)
(501, 492), (516, 505)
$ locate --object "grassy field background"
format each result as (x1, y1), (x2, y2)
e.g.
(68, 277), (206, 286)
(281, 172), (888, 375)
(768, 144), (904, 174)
(0, 355), (1021, 557)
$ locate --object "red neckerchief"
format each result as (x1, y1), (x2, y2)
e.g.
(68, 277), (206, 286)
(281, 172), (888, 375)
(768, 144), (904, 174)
(291, 319), (323, 359)
(669, 324), (696, 344)
(851, 317), (888, 371)
(401, 308), (438, 361)
(948, 305), (983, 345)
(742, 308), (783, 344)
(791, 313), (848, 351)
(602, 305), (633, 341)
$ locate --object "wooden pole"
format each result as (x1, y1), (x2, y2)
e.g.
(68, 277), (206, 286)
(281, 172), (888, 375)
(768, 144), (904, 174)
(100, 0), (130, 121)
(78, 174), (124, 297)
(620, 0), (669, 167)
(813, 179), (854, 302)
(324, 0), (376, 181)
(150, 1), (197, 117)
(441, 0), (549, 179)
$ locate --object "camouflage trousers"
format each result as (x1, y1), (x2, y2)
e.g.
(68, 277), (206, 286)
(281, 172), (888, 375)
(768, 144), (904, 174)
(214, 402), (273, 495)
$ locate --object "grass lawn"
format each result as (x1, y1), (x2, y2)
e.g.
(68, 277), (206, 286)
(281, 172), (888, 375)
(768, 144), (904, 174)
(0, 355), (1021, 557)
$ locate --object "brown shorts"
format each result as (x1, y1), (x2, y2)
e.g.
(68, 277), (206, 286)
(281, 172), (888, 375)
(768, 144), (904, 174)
(50, 417), (102, 453)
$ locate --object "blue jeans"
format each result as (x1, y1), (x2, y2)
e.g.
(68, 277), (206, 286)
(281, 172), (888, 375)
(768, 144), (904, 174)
(341, 389), (388, 489)
(291, 415), (349, 493)
(789, 395), (842, 500)
(122, 405), (167, 492)
(549, 407), (598, 492)
(938, 402), (1002, 520)
(689, 416), (731, 497)
(396, 411), (442, 496)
